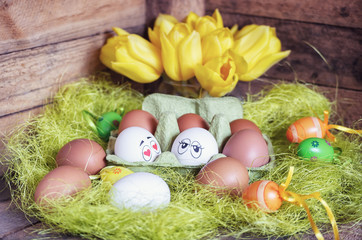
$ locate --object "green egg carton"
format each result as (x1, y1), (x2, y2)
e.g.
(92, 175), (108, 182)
(106, 93), (275, 181)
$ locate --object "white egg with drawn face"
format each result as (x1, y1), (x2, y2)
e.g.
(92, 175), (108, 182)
(171, 127), (218, 166)
(114, 126), (161, 162)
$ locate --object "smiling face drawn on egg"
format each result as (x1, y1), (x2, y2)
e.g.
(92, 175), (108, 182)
(114, 126), (161, 163)
(171, 127), (218, 166)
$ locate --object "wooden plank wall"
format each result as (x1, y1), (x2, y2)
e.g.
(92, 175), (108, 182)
(0, 0), (361, 239)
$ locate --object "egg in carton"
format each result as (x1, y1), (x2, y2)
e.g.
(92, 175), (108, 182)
(106, 93), (275, 182)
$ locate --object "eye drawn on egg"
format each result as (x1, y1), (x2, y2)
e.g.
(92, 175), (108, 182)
(177, 138), (203, 159)
(171, 128), (217, 166)
(140, 136), (161, 161)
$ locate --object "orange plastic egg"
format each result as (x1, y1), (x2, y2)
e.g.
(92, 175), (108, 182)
(286, 117), (327, 143)
(242, 180), (283, 212)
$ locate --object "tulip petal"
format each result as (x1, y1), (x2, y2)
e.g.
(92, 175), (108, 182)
(212, 9), (223, 28)
(195, 16), (218, 38)
(202, 34), (222, 63)
(185, 11), (200, 29)
(233, 25), (270, 58)
(154, 14), (178, 27)
(179, 31), (202, 80)
(126, 35), (163, 73)
(112, 27), (129, 36)
(100, 36), (122, 69)
(111, 62), (161, 83)
(148, 27), (161, 49)
(229, 49), (248, 75)
(239, 50), (291, 81)
(160, 32), (181, 80)
(234, 24), (258, 39)
(230, 24), (238, 35)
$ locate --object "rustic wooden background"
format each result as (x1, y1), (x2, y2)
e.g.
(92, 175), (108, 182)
(0, 0), (361, 239)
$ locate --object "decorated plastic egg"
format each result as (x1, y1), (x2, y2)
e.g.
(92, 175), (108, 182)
(297, 137), (341, 163)
(56, 139), (106, 175)
(109, 172), (170, 211)
(242, 180), (283, 212)
(34, 166), (91, 206)
(118, 110), (158, 134)
(114, 126), (161, 162)
(222, 129), (269, 168)
(171, 127), (218, 166)
(286, 116), (327, 143)
(82, 110), (123, 141)
(100, 166), (134, 184)
(196, 157), (249, 196)
(96, 111), (123, 140)
(177, 113), (209, 132)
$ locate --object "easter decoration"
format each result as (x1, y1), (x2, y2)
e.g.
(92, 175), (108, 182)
(287, 110), (362, 143)
(2, 8), (362, 240)
(82, 108), (124, 141)
(296, 137), (342, 163)
(3, 79), (361, 240)
(242, 167), (339, 240)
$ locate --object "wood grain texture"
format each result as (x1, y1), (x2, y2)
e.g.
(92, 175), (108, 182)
(206, 0), (362, 28)
(214, 13), (362, 91)
(0, 0), (146, 54)
(146, 0), (205, 23)
(0, 200), (39, 239)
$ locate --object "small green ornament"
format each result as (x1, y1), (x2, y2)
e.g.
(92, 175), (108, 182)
(297, 137), (341, 163)
(82, 109), (124, 141)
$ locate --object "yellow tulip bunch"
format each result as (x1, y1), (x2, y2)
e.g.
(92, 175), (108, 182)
(100, 9), (290, 97)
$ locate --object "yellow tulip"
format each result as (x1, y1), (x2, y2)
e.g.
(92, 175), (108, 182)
(195, 54), (238, 97)
(100, 28), (163, 83)
(202, 28), (234, 64)
(185, 9), (223, 38)
(148, 14), (179, 49)
(232, 24), (291, 81)
(160, 23), (202, 81)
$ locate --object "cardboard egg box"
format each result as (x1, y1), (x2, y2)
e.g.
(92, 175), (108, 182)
(106, 93), (275, 181)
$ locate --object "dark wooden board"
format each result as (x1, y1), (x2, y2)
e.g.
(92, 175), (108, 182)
(206, 0), (362, 28)
(0, 0), (146, 54)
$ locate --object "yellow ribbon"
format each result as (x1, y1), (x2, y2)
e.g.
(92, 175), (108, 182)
(322, 111), (362, 142)
(278, 167), (339, 240)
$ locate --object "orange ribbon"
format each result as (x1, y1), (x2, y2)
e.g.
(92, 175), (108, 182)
(322, 111), (362, 142)
(278, 167), (339, 240)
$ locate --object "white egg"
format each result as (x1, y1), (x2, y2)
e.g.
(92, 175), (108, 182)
(171, 127), (218, 166)
(114, 126), (161, 162)
(109, 172), (171, 211)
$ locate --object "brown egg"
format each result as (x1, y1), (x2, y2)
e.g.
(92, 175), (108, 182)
(195, 157), (249, 196)
(118, 109), (158, 134)
(222, 129), (269, 168)
(229, 119), (261, 135)
(34, 165), (91, 205)
(177, 113), (209, 132)
(56, 139), (106, 175)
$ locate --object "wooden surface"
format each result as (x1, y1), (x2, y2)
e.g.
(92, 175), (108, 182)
(0, 0), (361, 239)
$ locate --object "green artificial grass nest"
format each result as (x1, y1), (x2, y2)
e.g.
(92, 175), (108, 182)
(2, 75), (361, 240)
